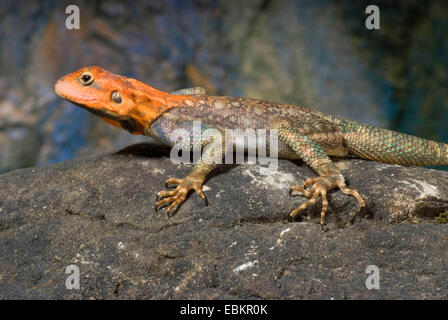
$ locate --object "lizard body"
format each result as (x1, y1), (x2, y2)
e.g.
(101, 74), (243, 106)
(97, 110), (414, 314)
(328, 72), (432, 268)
(55, 66), (448, 227)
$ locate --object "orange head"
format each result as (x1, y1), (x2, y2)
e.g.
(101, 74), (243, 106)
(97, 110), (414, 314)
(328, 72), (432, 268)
(55, 66), (174, 135)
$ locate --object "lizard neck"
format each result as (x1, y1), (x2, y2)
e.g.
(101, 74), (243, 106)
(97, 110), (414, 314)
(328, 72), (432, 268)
(128, 83), (194, 135)
(121, 78), (166, 133)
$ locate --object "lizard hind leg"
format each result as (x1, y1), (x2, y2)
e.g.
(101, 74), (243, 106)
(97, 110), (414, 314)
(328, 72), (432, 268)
(274, 119), (365, 228)
(289, 175), (365, 227)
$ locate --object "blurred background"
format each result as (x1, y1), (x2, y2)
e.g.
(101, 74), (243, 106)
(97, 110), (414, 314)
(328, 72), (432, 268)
(0, 0), (447, 173)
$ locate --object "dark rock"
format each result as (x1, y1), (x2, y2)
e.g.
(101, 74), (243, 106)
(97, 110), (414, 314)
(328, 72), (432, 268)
(1, 143), (448, 299)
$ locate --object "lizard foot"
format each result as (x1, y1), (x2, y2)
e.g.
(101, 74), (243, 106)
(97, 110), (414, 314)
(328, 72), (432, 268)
(155, 177), (208, 216)
(289, 176), (365, 227)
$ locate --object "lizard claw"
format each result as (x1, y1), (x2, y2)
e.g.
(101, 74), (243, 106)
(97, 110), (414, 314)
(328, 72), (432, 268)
(165, 178), (182, 189)
(155, 176), (208, 215)
(289, 176), (365, 227)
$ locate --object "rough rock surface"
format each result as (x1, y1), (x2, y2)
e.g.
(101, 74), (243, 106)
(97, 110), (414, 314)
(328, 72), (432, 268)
(1, 143), (448, 299)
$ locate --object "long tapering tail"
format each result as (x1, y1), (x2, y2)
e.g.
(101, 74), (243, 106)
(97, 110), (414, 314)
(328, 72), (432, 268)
(343, 121), (448, 166)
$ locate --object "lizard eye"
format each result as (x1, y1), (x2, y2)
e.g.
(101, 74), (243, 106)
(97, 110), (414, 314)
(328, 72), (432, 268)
(80, 72), (94, 86)
(111, 91), (122, 104)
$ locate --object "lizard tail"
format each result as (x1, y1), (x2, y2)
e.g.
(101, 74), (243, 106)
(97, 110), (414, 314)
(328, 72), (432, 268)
(344, 122), (448, 166)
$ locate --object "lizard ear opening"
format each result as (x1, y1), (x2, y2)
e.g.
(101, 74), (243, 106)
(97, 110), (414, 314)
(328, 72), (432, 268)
(111, 91), (122, 104)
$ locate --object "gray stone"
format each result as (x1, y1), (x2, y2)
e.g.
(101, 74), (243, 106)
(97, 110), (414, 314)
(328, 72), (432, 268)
(0, 143), (448, 299)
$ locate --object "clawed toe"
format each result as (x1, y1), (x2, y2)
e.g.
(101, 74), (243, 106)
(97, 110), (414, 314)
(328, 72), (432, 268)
(165, 178), (182, 188)
(289, 185), (312, 198)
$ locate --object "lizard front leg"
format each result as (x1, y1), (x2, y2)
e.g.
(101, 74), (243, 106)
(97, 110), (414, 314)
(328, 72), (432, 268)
(275, 120), (365, 228)
(155, 162), (215, 215)
(155, 132), (223, 216)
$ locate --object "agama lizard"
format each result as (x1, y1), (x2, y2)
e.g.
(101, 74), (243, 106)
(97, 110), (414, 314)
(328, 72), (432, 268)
(55, 66), (448, 227)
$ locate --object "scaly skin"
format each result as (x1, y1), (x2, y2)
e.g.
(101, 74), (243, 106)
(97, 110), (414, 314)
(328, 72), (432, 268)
(55, 66), (448, 228)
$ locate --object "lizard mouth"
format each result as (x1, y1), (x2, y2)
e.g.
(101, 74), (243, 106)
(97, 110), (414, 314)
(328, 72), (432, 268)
(73, 102), (138, 134)
(72, 102), (129, 122)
